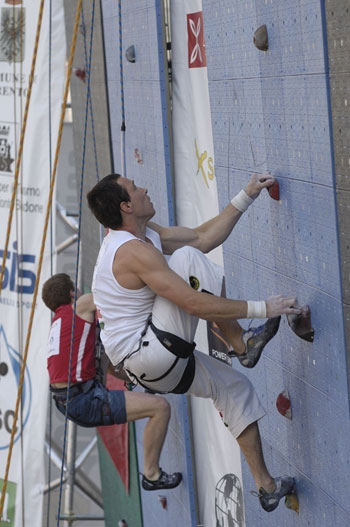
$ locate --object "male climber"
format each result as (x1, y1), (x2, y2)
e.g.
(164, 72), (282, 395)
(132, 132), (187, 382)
(87, 172), (300, 511)
(42, 273), (182, 491)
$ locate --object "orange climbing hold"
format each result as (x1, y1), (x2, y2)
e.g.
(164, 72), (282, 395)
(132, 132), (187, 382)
(285, 491), (300, 513)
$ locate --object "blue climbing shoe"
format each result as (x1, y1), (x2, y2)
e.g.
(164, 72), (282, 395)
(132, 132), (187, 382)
(229, 316), (281, 368)
(253, 476), (296, 512)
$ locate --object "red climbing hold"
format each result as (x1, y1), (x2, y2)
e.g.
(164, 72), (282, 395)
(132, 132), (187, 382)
(276, 389), (292, 420)
(74, 68), (86, 83)
(267, 180), (280, 200)
(158, 495), (167, 510)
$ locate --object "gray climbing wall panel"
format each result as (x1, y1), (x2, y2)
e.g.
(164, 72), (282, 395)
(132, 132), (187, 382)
(64, 0), (112, 288)
(203, 0), (350, 525)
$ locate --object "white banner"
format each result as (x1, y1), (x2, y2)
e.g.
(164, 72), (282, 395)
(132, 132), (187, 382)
(171, 1), (245, 526)
(0, 1), (66, 526)
(171, 0), (218, 232)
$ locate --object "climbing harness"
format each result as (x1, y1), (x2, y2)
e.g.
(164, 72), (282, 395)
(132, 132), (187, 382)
(124, 316), (196, 395)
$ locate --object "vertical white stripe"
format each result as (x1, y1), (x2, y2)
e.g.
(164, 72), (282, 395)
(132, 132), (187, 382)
(76, 323), (91, 382)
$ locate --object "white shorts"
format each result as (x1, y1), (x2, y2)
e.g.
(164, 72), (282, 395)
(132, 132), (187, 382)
(124, 246), (265, 438)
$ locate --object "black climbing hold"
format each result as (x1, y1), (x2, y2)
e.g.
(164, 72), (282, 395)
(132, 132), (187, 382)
(253, 25), (268, 51)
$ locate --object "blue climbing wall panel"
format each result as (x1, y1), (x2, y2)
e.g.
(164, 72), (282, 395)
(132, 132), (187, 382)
(101, 0), (350, 525)
(203, 0), (350, 525)
(101, 0), (174, 227)
(101, 1), (195, 526)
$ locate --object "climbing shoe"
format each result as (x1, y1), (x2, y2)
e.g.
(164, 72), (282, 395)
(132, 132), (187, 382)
(141, 469), (182, 491)
(229, 316), (281, 368)
(253, 476), (295, 512)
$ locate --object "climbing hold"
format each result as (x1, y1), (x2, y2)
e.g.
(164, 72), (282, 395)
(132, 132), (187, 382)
(253, 25), (268, 51)
(285, 491), (299, 513)
(287, 305), (314, 342)
(73, 68), (86, 82)
(267, 180), (280, 200)
(125, 45), (136, 63)
(0, 362), (8, 376)
(134, 148), (143, 164)
(276, 389), (292, 420)
(158, 495), (167, 510)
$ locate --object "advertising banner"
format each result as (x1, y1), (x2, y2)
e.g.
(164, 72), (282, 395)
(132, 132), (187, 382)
(171, 0), (218, 232)
(0, 1), (66, 526)
(171, 1), (245, 525)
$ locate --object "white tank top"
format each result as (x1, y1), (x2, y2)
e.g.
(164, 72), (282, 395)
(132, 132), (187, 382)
(92, 227), (162, 364)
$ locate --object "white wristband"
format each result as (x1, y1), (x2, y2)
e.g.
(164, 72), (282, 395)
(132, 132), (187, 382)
(230, 189), (254, 212)
(247, 300), (267, 318)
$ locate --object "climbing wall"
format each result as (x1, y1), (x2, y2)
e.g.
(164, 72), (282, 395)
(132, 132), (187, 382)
(100, 1), (196, 526)
(202, 0), (350, 525)
(63, 0), (113, 287)
(102, 0), (174, 226)
(93, 0), (350, 525)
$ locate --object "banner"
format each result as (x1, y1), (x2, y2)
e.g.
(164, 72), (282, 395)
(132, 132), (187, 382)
(171, 1), (245, 525)
(0, 1), (66, 526)
(171, 0), (218, 233)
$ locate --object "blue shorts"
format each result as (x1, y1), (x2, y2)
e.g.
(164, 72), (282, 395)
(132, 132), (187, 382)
(52, 379), (127, 427)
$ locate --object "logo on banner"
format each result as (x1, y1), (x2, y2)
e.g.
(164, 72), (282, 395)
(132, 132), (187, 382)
(0, 6), (25, 63)
(195, 138), (214, 188)
(215, 474), (244, 527)
(0, 242), (36, 296)
(0, 123), (14, 174)
(187, 11), (207, 68)
(0, 325), (32, 450)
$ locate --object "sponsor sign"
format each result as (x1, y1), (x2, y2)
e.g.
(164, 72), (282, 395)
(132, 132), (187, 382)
(0, 1), (66, 525)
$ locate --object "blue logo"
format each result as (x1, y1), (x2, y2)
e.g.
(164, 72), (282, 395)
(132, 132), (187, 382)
(0, 241), (36, 295)
(0, 325), (32, 450)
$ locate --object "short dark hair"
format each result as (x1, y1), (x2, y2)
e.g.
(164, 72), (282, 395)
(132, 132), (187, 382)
(42, 273), (74, 312)
(86, 174), (130, 229)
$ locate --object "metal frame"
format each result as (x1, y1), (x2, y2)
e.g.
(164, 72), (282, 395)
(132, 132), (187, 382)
(44, 202), (104, 526)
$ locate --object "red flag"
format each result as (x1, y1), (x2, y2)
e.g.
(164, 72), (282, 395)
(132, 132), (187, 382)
(97, 375), (129, 492)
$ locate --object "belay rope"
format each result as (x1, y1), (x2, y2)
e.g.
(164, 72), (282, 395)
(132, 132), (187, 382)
(55, 1), (98, 525)
(118, 0), (126, 176)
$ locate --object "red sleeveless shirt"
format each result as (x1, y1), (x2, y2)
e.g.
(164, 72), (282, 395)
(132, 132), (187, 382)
(47, 304), (97, 383)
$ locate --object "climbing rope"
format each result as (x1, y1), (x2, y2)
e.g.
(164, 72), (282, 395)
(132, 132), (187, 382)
(118, 0), (126, 176)
(45, 0), (55, 525)
(80, 1), (104, 246)
(55, 3), (96, 523)
(80, 2), (99, 182)
(0, 0), (83, 519)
